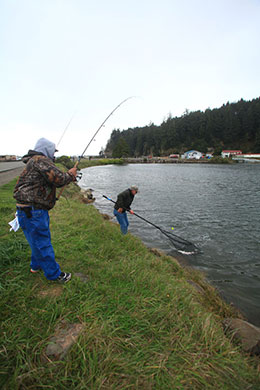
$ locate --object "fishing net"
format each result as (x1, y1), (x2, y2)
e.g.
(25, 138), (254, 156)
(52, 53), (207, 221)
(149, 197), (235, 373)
(103, 195), (200, 254)
(156, 227), (200, 254)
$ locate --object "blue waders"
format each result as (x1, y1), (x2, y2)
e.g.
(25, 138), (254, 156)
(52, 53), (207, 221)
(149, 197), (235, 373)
(113, 209), (129, 235)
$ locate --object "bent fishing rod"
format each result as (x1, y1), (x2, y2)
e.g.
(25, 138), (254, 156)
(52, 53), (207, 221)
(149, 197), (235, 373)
(57, 97), (135, 199)
(77, 96), (135, 165)
(103, 194), (200, 254)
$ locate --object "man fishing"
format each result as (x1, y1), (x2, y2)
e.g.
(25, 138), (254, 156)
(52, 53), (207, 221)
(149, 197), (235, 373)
(113, 185), (138, 234)
(13, 137), (77, 283)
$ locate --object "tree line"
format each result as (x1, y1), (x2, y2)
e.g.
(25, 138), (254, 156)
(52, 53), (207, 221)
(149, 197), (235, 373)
(105, 97), (260, 157)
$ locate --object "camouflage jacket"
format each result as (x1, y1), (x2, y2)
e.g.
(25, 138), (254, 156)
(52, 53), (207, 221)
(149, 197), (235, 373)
(13, 151), (74, 210)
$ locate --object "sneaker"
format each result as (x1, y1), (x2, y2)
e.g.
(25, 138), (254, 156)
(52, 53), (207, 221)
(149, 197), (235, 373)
(56, 272), (71, 283)
(30, 268), (40, 273)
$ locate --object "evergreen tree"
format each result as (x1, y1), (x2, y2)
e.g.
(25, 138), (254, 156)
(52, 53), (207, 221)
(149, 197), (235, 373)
(112, 138), (130, 158)
(105, 97), (260, 157)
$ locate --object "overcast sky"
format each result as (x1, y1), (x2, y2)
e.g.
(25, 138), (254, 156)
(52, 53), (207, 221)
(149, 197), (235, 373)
(1, 0), (259, 157)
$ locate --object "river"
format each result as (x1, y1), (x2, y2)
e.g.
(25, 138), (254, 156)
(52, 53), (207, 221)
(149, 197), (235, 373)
(80, 163), (260, 326)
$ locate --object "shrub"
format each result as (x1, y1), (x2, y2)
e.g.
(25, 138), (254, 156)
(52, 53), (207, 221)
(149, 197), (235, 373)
(55, 155), (74, 169)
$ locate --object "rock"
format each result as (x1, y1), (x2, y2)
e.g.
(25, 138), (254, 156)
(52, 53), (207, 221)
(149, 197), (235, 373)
(187, 280), (205, 294)
(82, 197), (95, 204)
(85, 188), (94, 199)
(251, 340), (260, 356)
(149, 248), (179, 267)
(81, 188), (95, 203)
(149, 248), (163, 257)
(223, 318), (260, 355)
(44, 322), (84, 361)
(101, 213), (111, 220)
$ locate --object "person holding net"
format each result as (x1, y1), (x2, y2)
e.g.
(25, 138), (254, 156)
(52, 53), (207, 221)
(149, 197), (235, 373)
(113, 185), (138, 234)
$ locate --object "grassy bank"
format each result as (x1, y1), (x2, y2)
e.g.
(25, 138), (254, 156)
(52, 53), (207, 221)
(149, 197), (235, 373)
(78, 158), (124, 169)
(0, 178), (259, 389)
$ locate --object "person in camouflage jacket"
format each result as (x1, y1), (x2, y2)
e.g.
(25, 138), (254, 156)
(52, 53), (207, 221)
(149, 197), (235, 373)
(14, 146), (75, 210)
(13, 138), (77, 283)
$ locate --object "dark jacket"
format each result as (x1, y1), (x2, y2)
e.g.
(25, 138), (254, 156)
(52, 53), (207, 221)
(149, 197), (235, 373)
(114, 189), (134, 212)
(13, 151), (74, 210)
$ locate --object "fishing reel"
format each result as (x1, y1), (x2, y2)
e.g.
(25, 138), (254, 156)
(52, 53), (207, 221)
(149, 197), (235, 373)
(76, 172), (83, 181)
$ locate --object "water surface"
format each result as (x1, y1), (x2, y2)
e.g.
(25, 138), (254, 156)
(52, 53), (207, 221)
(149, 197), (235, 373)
(80, 163), (260, 326)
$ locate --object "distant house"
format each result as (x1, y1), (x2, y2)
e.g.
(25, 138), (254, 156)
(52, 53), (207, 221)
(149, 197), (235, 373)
(0, 155), (17, 161)
(221, 150), (242, 158)
(241, 153), (260, 158)
(182, 150), (202, 160)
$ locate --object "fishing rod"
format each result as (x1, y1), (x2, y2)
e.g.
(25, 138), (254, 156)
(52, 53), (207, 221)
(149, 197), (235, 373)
(58, 97), (135, 199)
(77, 96), (135, 165)
(56, 111), (77, 148)
(103, 194), (200, 254)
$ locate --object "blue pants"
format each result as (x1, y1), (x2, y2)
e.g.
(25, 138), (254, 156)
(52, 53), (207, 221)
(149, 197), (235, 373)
(17, 208), (61, 280)
(113, 209), (129, 235)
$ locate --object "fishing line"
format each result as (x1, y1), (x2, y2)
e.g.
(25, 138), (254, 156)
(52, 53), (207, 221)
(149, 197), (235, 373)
(56, 111), (77, 148)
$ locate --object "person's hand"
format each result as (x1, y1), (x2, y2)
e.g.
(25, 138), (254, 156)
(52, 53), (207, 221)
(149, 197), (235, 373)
(130, 210), (134, 215)
(118, 208), (123, 213)
(68, 167), (77, 180)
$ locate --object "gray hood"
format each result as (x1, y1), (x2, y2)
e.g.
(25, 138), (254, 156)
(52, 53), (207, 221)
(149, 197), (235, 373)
(34, 138), (56, 160)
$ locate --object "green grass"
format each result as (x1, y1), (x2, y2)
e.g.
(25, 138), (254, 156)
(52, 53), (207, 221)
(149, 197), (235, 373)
(0, 177), (259, 389)
(78, 158), (124, 169)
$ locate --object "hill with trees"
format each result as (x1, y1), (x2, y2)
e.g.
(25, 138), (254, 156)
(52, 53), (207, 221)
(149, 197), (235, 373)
(105, 97), (260, 157)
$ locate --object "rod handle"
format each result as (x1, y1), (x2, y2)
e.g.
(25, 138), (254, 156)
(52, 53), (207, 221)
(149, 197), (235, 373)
(57, 161), (79, 200)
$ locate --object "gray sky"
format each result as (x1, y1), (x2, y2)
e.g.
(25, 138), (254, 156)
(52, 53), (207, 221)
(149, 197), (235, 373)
(1, 0), (259, 156)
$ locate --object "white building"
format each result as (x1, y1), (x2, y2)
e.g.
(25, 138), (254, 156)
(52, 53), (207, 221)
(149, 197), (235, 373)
(221, 150), (242, 158)
(241, 153), (260, 158)
(182, 150), (202, 160)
